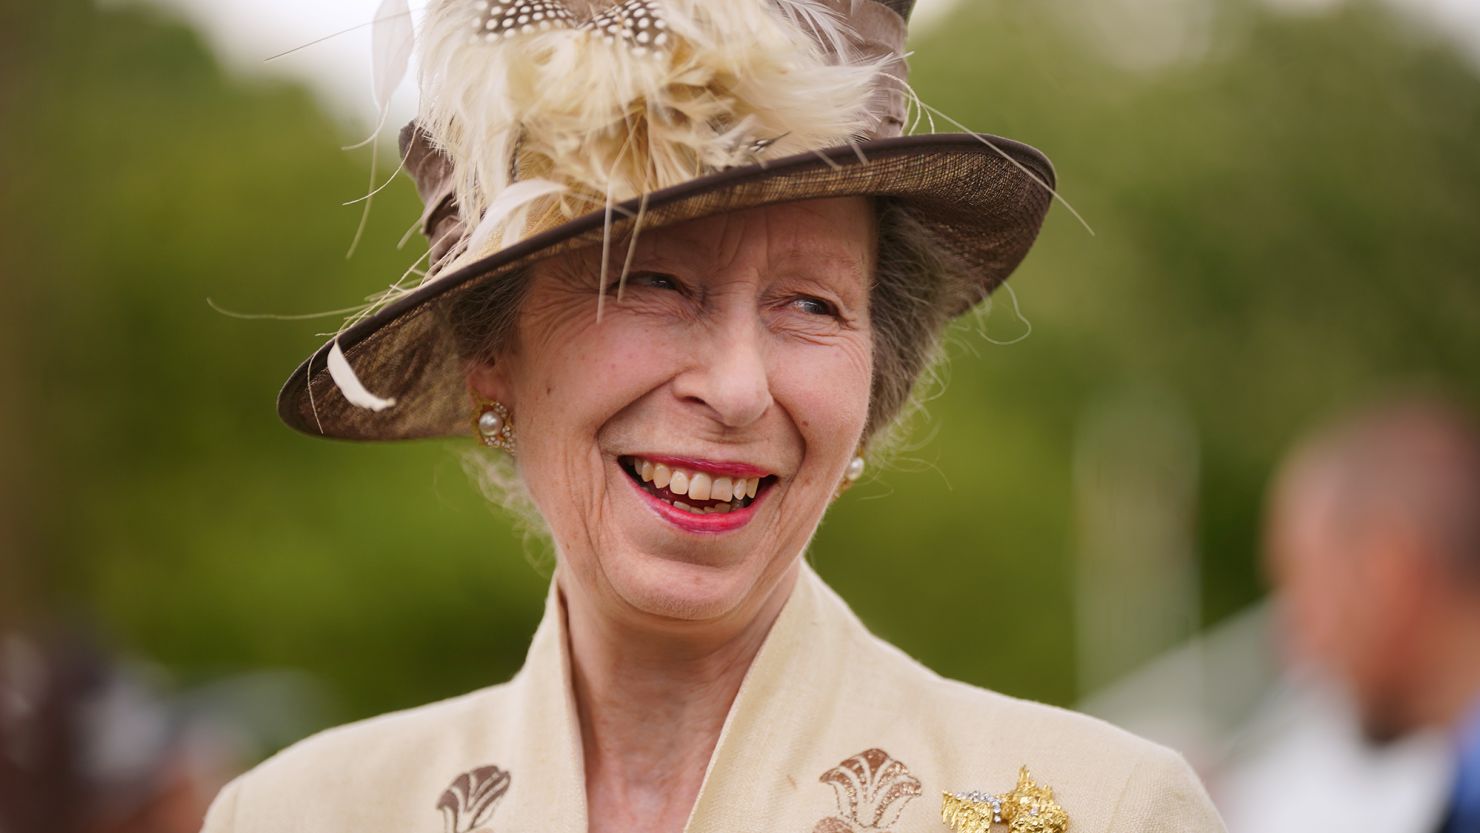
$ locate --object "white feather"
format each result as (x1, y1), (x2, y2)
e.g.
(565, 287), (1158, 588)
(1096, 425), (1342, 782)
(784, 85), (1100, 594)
(371, 0), (415, 117)
(328, 340), (398, 412)
(466, 178), (568, 253)
(770, 0), (854, 63)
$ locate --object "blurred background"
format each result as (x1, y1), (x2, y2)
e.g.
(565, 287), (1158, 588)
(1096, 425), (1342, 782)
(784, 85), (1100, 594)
(2, 0), (1478, 830)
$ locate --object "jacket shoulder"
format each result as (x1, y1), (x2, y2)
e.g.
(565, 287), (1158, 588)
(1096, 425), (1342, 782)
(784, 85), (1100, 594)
(847, 637), (1225, 832)
(930, 681), (1225, 832)
(850, 628), (1175, 762)
(933, 673), (1173, 765)
(201, 682), (516, 833)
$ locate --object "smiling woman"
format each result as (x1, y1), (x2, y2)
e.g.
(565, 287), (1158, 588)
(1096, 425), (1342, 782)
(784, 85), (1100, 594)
(203, 1), (1227, 832)
(469, 199), (876, 625)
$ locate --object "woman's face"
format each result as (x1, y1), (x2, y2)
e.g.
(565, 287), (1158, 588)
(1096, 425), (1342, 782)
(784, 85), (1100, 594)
(472, 197), (875, 626)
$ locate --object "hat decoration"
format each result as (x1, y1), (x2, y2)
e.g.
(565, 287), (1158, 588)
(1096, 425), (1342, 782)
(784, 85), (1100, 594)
(329, 0), (900, 409)
(419, 0), (889, 262)
(372, 0), (894, 272)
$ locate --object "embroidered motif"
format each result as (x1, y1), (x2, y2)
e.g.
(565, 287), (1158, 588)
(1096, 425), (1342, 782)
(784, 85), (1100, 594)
(437, 765), (512, 833)
(941, 767), (1069, 833)
(811, 748), (922, 833)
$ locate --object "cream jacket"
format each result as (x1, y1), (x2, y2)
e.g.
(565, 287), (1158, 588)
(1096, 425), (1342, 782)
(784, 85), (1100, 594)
(201, 565), (1226, 833)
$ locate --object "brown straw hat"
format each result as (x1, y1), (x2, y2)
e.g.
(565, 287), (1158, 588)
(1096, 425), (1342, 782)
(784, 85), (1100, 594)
(277, 0), (1056, 441)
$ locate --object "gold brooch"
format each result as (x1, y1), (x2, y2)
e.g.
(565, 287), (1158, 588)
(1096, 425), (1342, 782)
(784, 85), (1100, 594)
(941, 767), (1069, 833)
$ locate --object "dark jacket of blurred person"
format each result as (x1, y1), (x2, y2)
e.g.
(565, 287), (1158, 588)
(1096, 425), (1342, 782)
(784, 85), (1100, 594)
(0, 630), (232, 833)
(1266, 396), (1480, 833)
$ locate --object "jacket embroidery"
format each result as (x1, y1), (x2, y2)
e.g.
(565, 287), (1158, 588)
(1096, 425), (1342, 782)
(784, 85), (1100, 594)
(812, 748), (922, 832)
(437, 765), (511, 833)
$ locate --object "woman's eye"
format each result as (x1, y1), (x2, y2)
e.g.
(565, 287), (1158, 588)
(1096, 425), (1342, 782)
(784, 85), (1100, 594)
(640, 273), (681, 291)
(608, 272), (682, 293)
(790, 296), (839, 317)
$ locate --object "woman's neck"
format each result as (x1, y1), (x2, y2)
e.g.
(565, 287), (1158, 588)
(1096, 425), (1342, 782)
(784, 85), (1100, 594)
(562, 568), (799, 833)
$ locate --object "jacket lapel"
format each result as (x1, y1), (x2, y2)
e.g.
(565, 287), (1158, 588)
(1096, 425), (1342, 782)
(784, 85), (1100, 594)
(683, 565), (930, 833)
(444, 563), (927, 833)
(481, 569), (590, 833)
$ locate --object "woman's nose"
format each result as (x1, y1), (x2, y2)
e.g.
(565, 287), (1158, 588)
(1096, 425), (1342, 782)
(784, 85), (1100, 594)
(670, 316), (773, 429)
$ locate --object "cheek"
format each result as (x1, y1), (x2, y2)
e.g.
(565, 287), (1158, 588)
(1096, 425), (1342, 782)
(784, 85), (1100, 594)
(772, 336), (872, 458)
(504, 302), (658, 515)
(515, 303), (672, 429)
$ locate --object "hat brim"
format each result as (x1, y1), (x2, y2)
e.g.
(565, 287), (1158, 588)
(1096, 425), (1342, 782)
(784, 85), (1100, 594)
(278, 132), (1055, 441)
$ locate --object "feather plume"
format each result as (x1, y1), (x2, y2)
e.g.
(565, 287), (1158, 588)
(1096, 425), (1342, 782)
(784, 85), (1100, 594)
(371, 0), (415, 121)
(466, 178), (569, 251)
(771, 0), (853, 63)
(415, 0), (887, 270)
(344, 0), (417, 261)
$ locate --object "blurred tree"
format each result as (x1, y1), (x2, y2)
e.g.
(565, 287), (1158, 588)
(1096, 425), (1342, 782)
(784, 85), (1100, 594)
(3, 0), (1477, 747)
(1, 0), (546, 722)
(821, 0), (1480, 702)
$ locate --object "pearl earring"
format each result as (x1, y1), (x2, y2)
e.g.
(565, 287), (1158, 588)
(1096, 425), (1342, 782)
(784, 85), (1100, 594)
(474, 399), (516, 454)
(836, 455), (866, 498)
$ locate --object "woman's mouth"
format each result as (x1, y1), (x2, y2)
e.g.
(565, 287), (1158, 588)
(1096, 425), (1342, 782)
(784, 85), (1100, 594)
(618, 456), (775, 516)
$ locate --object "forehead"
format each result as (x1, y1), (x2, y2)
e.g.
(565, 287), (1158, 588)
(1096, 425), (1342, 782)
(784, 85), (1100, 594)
(631, 196), (876, 272)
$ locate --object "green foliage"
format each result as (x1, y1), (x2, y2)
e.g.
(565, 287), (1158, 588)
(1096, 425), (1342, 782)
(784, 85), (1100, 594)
(819, 0), (1480, 703)
(4, 0), (1477, 742)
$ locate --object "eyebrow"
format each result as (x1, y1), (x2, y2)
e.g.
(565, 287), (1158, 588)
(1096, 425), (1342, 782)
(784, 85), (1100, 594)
(773, 243), (866, 270)
(771, 244), (871, 287)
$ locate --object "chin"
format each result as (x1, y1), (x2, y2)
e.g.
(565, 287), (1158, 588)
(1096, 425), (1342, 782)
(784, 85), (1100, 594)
(603, 548), (780, 623)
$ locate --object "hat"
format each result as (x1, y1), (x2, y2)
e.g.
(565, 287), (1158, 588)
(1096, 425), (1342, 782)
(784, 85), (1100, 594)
(277, 0), (1056, 441)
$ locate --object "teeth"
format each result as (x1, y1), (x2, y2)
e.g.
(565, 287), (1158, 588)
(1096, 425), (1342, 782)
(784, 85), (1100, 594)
(689, 472), (712, 501)
(626, 457), (766, 511)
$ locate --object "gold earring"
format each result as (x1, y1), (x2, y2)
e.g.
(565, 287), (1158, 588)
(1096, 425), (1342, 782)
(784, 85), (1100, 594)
(473, 399), (516, 454)
(835, 455), (866, 498)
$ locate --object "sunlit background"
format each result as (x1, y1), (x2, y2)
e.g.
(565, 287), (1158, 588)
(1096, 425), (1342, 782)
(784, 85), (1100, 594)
(2, 0), (1478, 829)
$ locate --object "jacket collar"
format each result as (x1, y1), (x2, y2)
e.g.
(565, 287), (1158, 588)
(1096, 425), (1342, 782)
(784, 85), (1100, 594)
(495, 560), (864, 833)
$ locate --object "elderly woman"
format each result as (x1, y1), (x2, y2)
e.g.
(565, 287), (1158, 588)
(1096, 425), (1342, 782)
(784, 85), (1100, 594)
(203, 1), (1226, 832)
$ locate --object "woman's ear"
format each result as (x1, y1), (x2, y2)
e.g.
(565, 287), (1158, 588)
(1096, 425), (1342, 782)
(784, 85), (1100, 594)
(466, 358), (514, 407)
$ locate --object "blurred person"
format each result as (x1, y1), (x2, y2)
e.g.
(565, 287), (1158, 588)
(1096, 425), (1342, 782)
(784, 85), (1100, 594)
(0, 629), (240, 833)
(1265, 396), (1480, 833)
(199, 1), (1225, 832)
